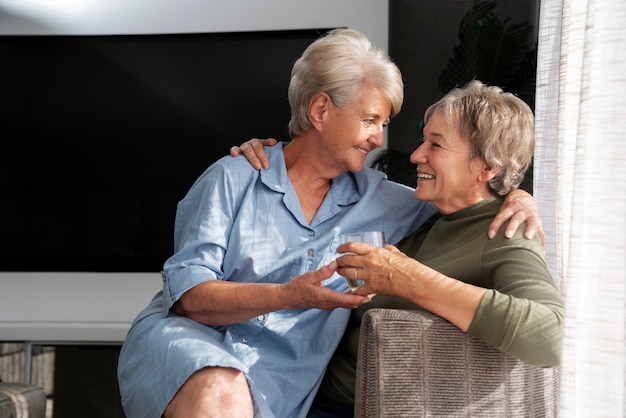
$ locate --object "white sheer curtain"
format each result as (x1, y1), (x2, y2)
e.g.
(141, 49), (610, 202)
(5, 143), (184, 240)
(534, 0), (626, 415)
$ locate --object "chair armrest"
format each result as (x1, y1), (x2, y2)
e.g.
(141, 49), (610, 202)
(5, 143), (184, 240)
(354, 308), (559, 418)
(0, 382), (46, 418)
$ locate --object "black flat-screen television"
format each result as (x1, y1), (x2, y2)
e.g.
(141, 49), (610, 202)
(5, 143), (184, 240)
(0, 29), (333, 272)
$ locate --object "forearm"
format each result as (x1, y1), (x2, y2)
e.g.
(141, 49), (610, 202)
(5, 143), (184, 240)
(340, 244), (487, 331)
(173, 280), (291, 326)
(173, 262), (369, 326)
(399, 265), (487, 332)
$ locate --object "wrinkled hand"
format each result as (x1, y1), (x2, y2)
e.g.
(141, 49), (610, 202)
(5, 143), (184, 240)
(335, 242), (421, 297)
(230, 137), (278, 170)
(489, 189), (545, 250)
(281, 261), (370, 310)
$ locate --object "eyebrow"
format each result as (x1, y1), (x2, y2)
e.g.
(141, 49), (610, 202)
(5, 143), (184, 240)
(425, 131), (444, 139)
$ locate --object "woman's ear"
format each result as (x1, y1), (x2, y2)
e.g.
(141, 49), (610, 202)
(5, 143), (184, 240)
(479, 162), (500, 182)
(308, 93), (331, 130)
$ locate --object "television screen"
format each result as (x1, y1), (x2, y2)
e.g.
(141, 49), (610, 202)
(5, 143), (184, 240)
(0, 29), (332, 272)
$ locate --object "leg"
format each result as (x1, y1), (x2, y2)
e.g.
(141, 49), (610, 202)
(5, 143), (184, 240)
(163, 366), (254, 418)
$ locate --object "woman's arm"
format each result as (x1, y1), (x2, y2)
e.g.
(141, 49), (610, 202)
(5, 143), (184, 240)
(173, 261), (369, 326)
(335, 241), (563, 366)
(336, 244), (486, 331)
(230, 138), (545, 245)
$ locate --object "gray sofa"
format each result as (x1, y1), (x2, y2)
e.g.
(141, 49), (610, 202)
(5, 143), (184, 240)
(355, 308), (560, 417)
(0, 382), (46, 418)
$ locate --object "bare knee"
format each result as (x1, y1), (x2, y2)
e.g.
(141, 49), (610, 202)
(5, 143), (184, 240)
(163, 366), (253, 418)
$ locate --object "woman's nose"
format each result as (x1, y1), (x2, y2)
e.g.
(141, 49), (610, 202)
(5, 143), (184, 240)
(410, 143), (426, 164)
(367, 129), (385, 148)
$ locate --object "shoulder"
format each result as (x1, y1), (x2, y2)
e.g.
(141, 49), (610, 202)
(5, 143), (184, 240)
(181, 154), (262, 205)
(488, 224), (544, 254)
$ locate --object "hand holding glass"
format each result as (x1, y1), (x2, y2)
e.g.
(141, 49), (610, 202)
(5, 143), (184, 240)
(337, 231), (386, 291)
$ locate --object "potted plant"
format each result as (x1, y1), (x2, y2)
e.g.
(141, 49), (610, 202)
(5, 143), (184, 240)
(373, 0), (537, 191)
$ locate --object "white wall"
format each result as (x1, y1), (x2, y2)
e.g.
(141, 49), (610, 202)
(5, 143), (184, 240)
(0, 0), (388, 49)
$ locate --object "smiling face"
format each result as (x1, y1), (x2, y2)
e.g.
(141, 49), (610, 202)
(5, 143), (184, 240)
(410, 110), (494, 214)
(321, 84), (391, 173)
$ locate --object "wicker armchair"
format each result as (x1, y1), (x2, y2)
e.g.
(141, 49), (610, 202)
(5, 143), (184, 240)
(355, 309), (560, 417)
(0, 382), (46, 418)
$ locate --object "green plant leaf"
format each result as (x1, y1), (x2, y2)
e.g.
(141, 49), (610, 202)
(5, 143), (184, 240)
(438, 0), (535, 98)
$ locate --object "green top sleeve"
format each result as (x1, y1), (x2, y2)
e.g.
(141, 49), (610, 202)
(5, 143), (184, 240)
(468, 233), (564, 366)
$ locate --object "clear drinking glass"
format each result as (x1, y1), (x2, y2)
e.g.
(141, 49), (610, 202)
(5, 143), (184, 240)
(337, 231), (386, 290)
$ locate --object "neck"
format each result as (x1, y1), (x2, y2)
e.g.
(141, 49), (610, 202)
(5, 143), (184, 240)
(282, 136), (335, 224)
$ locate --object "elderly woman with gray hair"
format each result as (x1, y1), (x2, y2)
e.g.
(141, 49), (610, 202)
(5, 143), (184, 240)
(310, 80), (564, 416)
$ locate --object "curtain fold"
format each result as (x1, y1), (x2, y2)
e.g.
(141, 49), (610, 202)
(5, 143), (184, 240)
(535, 0), (626, 415)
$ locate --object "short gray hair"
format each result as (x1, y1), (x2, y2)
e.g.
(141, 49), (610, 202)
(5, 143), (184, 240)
(424, 80), (535, 195)
(287, 28), (404, 137)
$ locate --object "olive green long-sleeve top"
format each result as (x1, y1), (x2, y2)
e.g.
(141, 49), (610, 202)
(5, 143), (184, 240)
(319, 195), (564, 406)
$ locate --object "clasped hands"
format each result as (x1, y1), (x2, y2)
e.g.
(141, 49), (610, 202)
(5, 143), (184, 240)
(334, 241), (416, 298)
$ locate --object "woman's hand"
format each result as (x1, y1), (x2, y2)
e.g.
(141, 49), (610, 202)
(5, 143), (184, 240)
(489, 189), (545, 249)
(230, 137), (278, 170)
(280, 261), (371, 310)
(335, 242), (412, 297)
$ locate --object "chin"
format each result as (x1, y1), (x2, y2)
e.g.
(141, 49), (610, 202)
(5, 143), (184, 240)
(349, 160), (365, 172)
(414, 188), (430, 202)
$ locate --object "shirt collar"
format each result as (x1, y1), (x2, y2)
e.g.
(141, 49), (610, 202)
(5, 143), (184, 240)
(259, 142), (362, 206)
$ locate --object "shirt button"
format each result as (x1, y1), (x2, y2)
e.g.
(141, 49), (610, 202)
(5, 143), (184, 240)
(308, 231), (315, 236)
(307, 249), (314, 257)
(242, 338), (248, 343)
(257, 315), (265, 321)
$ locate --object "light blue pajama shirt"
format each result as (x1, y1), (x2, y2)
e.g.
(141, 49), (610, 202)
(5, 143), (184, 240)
(117, 142), (437, 418)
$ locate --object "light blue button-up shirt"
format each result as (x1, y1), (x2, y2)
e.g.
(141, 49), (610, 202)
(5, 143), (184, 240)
(118, 143), (437, 418)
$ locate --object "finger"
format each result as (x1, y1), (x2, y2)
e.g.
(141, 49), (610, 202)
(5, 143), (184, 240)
(537, 226), (547, 251)
(253, 138), (278, 146)
(336, 242), (359, 254)
(339, 293), (372, 309)
(487, 209), (512, 239)
(250, 138), (265, 149)
(250, 139), (271, 170)
(334, 266), (354, 282)
(338, 241), (378, 255)
(522, 215), (539, 240)
(229, 146), (242, 157)
(335, 255), (358, 270)
(317, 284), (370, 309)
(325, 260), (338, 275)
(504, 211), (526, 238)
(523, 217), (546, 250)
(307, 261), (337, 284)
(240, 142), (264, 170)
(385, 244), (401, 253)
